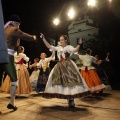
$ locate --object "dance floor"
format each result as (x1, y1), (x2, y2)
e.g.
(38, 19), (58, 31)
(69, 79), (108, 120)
(0, 90), (120, 120)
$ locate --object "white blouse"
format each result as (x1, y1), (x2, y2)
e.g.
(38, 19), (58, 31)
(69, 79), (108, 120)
(37, 56), (54, 68)
(14, 52), (29, 63)
(78, 54), (96, 70)
(51, 45), (74, 60)
(78, 54), (96, 66)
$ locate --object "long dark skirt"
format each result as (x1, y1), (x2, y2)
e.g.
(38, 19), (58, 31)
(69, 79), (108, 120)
(36, 67), (50, 92)
(93, 64), (109, 85)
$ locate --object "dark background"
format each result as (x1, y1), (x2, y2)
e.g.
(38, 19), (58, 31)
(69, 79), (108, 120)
(1, 0), (120, 89)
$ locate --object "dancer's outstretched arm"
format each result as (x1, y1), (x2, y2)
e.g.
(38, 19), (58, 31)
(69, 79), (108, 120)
(51, 51), (55, 58)
(40, 33), (52, 49)
(73, 38), (82, 52)
(105, 52), (110, 62)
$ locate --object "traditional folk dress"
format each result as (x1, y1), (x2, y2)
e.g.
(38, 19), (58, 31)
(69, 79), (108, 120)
(1, 52), (33, 94)
(43, 45), (90, 99)
(93, 61), (110, 86)
(36, 56), (54, 92)
(78, 54), (106, 93)
(29, 63), (40, 88)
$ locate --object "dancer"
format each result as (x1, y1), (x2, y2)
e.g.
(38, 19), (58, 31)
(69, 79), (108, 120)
(93, 54), (110, 86)
(76, 48), (106, 94)
(40, 33), (90, 108)
(36, 51), (55, 92)
(1, 14), (37, 111)
(29, 58), (40, 88)
(1, 46), (33, 94)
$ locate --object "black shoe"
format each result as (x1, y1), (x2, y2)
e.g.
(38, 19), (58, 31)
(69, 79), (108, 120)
(69, 105), (75, 108)
(68, 100), (75, 108)
(7, 103), (17, 111)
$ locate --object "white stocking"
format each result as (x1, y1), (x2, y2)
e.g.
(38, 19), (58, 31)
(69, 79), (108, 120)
(10, 81), (18, 106)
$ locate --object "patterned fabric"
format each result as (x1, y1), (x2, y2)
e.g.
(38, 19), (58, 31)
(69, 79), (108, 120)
(36, 56), (53, 92)
(37, 67), (50, 92)
(43, 91), (90, 99)
(30, 69), (40, 82)
(52, 58), (83, 87)
(43, 45), (90, 99)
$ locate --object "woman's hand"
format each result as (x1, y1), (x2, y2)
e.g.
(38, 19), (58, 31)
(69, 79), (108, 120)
(78, 38), (83, 45)
(33, 35), (37, 40)
(106, 52), (109, 56)
(40, 33), (45, 39)
(39, 33), (52, 49)
(75, 53), (79, 57)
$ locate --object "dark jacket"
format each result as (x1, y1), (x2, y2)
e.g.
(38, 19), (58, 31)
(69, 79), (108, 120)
(5, 26), (35, 50)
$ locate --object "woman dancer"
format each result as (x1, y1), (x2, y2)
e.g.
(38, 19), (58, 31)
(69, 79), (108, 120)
(76, 48), (105, 94)
(1, 46), (33, 94)
(93, 54), (110, 86)
(40, 33), (90, 108)
(29, 58), (40, 88)
(36, 51), (55, 92)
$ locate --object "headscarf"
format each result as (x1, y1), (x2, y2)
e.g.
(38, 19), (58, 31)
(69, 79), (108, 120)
(4, 21), (20, 29)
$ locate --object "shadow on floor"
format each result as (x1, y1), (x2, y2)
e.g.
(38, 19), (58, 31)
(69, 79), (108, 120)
(6, 95), (28, 99)
(0, 110), (16, 116)
(77, 104), (120, 111)
(81, 92), (111, 104)
(30, 92), (43, 97)
(38, 105), (92, 119)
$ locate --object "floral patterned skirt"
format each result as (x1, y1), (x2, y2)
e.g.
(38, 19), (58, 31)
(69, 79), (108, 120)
(43, 58), (90, 99)
(36, 67), (50, 92)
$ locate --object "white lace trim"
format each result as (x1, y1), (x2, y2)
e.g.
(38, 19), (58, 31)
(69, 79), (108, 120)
(90, 84), (106, 92)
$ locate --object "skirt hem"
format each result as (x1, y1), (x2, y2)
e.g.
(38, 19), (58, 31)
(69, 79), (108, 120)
(42, 91), (91, 99)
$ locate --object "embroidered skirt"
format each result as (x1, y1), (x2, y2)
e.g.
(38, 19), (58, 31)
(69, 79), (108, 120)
(43, 58), (90, 99)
